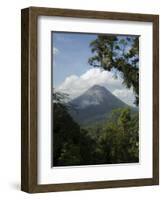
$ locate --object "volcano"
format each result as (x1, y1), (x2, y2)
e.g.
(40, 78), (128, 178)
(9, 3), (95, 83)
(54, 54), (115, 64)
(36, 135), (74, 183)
(67, 85), (132, 125)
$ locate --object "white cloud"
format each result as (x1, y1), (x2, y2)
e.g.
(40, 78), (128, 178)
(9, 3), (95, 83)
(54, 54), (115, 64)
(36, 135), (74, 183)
(53, 47), (59, 55)
(113, 89), (135, 106)
(56, 68), (135, 106)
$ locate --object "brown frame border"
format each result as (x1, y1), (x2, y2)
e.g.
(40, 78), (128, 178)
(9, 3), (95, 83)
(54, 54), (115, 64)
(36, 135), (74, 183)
(21, 7), (159, 193)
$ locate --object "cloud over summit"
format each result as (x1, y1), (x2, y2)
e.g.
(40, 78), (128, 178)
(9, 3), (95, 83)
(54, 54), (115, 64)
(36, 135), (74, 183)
(56, 68), (135, 106)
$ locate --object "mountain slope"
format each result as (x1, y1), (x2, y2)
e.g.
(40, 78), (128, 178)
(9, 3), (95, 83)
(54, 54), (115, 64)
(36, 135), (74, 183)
(67, 85), (132, 125)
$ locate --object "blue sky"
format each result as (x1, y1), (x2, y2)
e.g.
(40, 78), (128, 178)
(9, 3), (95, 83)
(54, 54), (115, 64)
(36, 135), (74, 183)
(52, 32), (138, 106)
(53, 32), (97, 87)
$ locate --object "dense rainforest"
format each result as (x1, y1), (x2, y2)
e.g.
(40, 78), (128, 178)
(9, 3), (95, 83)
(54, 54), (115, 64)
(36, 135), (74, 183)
(53, 101), (139, 166)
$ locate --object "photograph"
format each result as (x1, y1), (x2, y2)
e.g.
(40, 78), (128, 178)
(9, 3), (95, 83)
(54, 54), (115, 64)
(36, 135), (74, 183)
(52, 32), (139, 167)
(21, 7), (159, 193)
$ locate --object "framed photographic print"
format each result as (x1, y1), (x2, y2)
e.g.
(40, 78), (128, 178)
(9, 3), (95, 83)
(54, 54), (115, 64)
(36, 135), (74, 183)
(21, 7), (159, 193)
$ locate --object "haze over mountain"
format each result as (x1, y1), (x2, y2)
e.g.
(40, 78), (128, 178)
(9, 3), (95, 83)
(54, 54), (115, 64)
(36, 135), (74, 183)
(67, 85), (136, 125)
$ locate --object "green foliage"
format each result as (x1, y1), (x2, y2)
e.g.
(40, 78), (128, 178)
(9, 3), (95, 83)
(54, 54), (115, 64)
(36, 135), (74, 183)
(53, 102), (96, 166)
(53, 101), (139, 166)
(88, 35), (139, 106)
(97, 107), (139, 163)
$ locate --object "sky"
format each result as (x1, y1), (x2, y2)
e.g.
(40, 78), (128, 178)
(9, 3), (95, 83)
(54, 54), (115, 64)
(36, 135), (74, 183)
(52, 32), (138, 107)
(53, 32), (96, 86)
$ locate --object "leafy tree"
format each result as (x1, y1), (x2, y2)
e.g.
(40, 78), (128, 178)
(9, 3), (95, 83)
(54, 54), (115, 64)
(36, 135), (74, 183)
(88, 35), (139, 105)
(97, 108), (139, 163)
(53, 92), (96, 166)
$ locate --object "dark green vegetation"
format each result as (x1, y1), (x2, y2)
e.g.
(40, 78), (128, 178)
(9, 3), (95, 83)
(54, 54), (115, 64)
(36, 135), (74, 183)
(53, 100), (139, 166)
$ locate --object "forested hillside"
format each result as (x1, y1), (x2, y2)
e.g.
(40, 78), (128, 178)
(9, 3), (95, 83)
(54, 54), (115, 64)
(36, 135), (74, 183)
(53, 99), (139, 166)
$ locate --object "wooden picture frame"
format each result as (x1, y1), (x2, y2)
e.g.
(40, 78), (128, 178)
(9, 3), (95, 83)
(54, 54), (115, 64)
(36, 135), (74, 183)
(21, 7), (159, 193)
